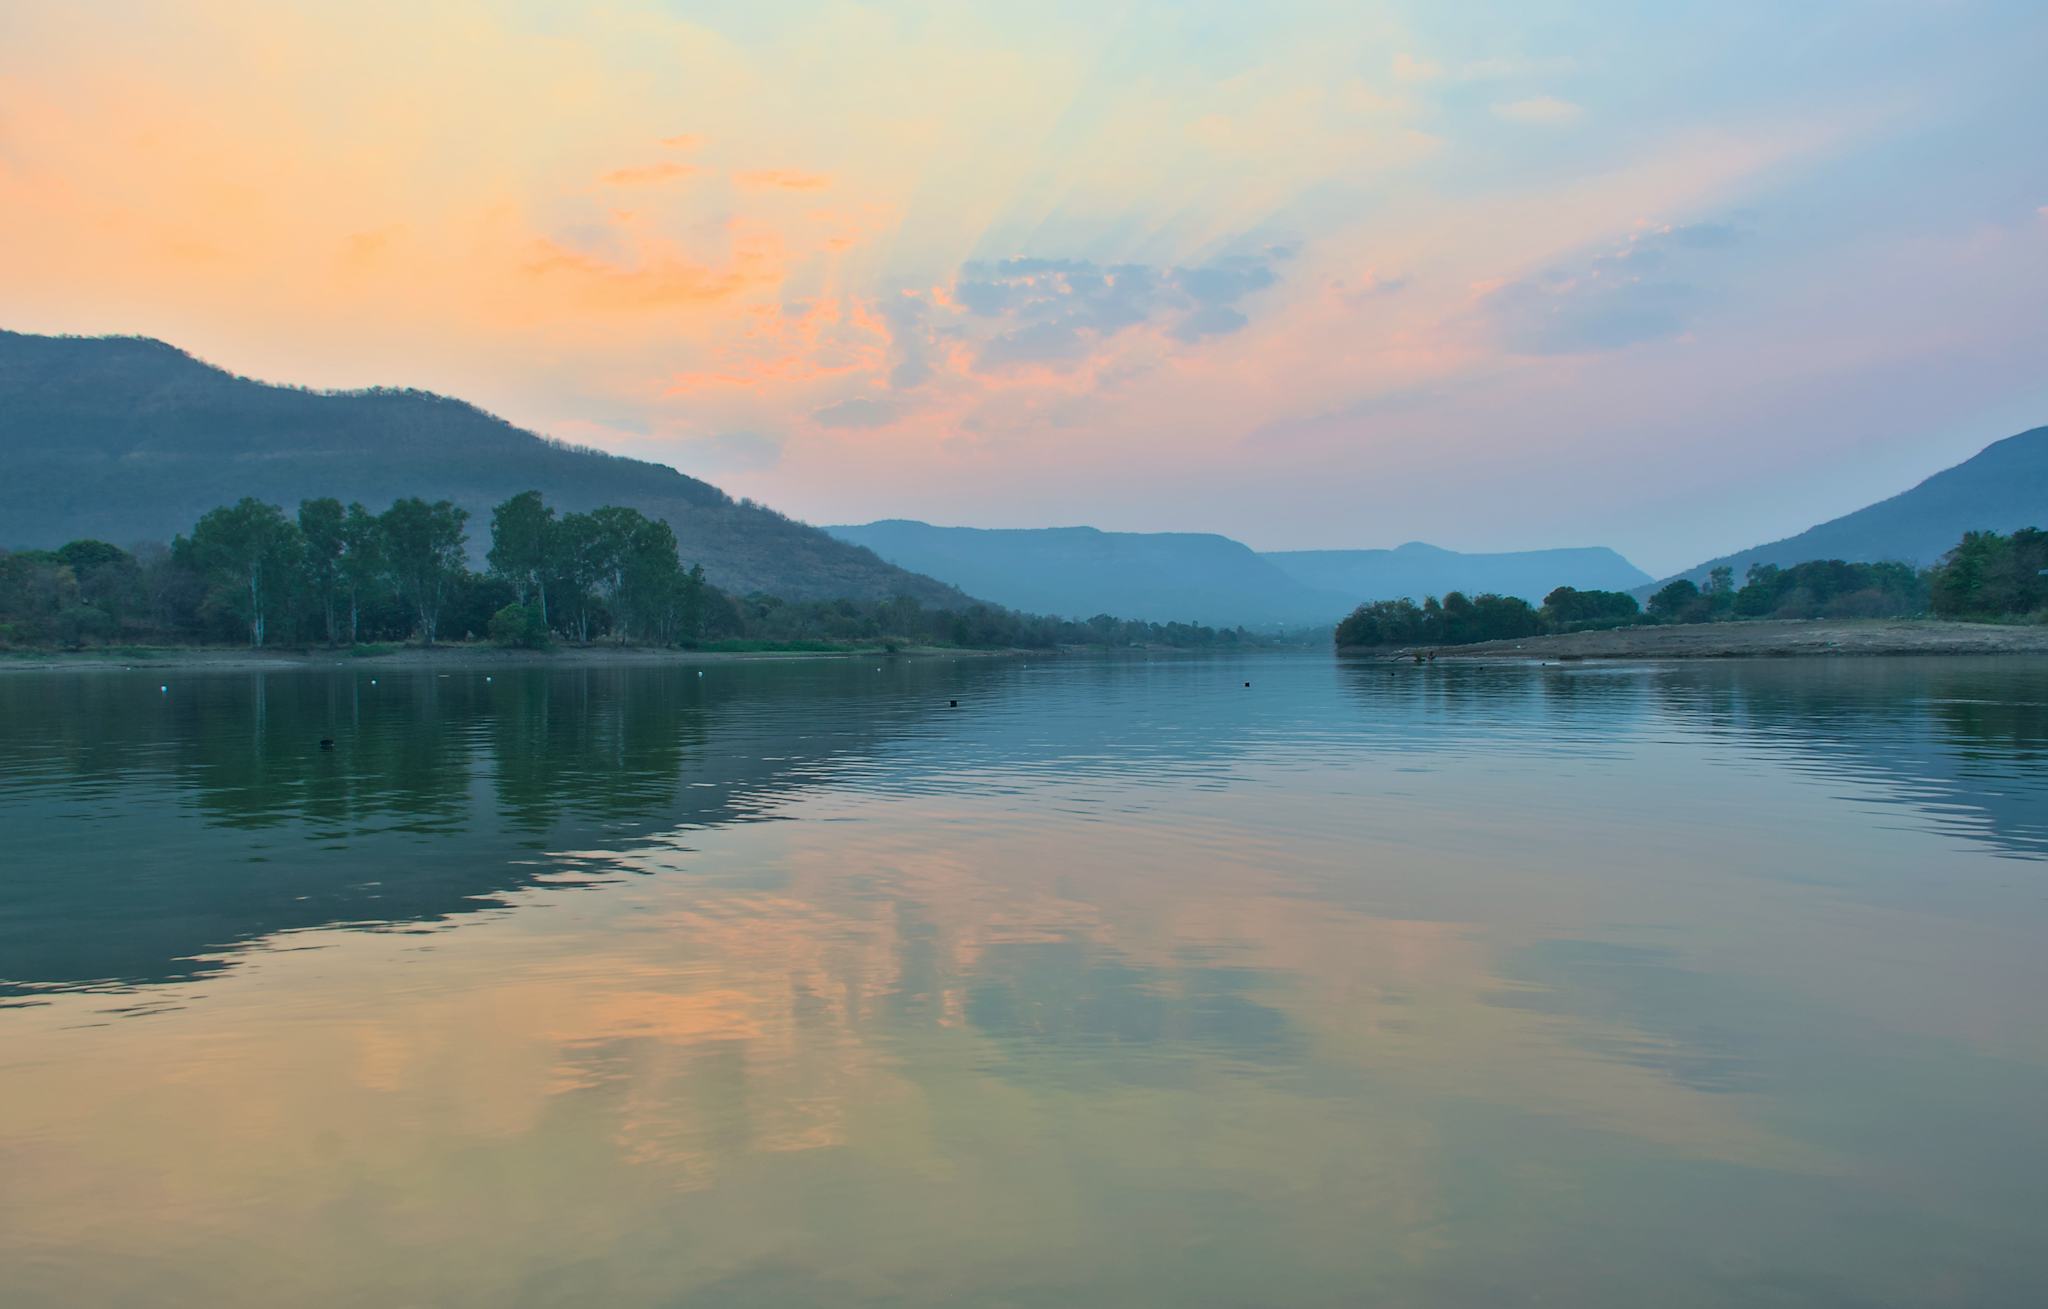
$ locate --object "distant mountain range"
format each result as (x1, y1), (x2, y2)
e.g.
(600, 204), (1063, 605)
(825, 521), (1652, 626)
(1264, 543), (1652, 610)
(1649, 425), (2048, 592)
(0, 330), (966, 606)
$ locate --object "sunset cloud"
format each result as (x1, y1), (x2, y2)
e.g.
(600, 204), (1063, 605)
(735, 169), (830, 192)
(601, 162), (697, 186)
(0, 0), (2040, 573)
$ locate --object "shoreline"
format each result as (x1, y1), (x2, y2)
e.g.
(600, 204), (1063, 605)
(1344, 618), (2048, 662)
(0, 642), (1028, 675)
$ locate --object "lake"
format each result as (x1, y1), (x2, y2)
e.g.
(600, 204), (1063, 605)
(2, 653), (2045, 1306)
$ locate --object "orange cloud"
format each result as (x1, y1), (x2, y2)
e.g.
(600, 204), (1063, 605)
(600, 161), (697, 186)
(520, 237), (769, 314)
(735, 169), (830, 192)
(659, 133), (704, 150)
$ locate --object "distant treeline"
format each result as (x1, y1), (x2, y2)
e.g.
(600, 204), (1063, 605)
(1338, 528), (2047, 648)
(0, 491), (1268, 652)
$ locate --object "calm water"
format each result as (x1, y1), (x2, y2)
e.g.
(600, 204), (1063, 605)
(3, 653), (2046, 1306)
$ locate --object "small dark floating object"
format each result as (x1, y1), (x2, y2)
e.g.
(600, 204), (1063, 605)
(319, 738), (335, 750)
(1244, 681), (1251, 687)
(949, 699), (958, 707)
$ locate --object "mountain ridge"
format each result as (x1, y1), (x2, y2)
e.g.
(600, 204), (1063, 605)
(1647, 425), (2048, 592)
(0, 330), (969, 606)
(826, 520), (1654, 625)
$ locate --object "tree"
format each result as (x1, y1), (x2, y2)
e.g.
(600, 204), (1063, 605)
(550, 511), (609, 643)
(179, 498), (301, 647)
(487, 490), (555, 625)
(338, 503), (385, 644)
(1541, 586), (1640, 631)
(379, 498), (468, 644)
(610, 511), (688, 643)
(1647, 579), (1704, 624)
(298, 498), (346, 645)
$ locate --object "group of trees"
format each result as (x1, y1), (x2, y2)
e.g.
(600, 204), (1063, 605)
(1334, 591), (1553, 648)
(1645, 560), (1927, 625)
(1336, 526), (2047, 649)
(1, 496), (499, 649)
(1928, 529), (2048, 618)
(1, 489), (1270, 653)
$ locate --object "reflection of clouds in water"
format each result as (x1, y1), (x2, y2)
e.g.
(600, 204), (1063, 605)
(8, 655), (2048, 1304)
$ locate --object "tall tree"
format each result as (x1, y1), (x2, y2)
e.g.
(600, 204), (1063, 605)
(550, 511), (609, 643)
(338, 503), (385, 644)
(487, 490), (555, 625)
(379, 498), (468, 645)
(179, 498), (301, 647)
(298, 497), (346, 645)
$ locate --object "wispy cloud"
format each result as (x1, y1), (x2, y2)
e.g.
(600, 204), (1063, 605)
(811, 396), (900, 429)
(1493, 96), (1585, 125)
(735, 169), (830, 191)
(1482, 221), (1747, 354)
(600, 162), (696, 186)
(946, 251), (1286, 374)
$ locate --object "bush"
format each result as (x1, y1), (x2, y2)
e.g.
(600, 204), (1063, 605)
(488, 602), (549, 649)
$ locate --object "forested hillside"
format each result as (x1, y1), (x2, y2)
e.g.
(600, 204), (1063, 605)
(0, 331), (966, 606)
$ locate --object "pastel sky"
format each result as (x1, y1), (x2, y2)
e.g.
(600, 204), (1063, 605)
(2, 1), (2044, 573)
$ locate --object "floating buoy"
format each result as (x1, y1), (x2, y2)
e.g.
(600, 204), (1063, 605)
(1244, 681), (1251, 688)
(319, 738), (335, 750)
(949, 699), (958, 707)
(160, 685), (168, 693)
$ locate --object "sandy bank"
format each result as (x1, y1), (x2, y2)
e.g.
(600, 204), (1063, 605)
(1345, 618), (2048, 662)
(0, 643), (1020, 675)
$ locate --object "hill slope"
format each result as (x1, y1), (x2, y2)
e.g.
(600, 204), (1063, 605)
(0, 330), (967, 606)
(827, 521), (1654, 625)
(1262, 542), (1651, 606)
(1650, 425), (2048, 591)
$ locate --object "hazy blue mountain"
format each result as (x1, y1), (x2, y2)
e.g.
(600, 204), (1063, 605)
(827, 521), (1653, 625)
(1650, 425), (2048, 591)
(825, 520), (1347, 625)
(0, 330), (967, 606)
(1263, 542), (1652, 606)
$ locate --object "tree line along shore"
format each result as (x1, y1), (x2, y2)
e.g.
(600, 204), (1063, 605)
(0, 492), (1290, 656)
(1335, 529), (2048, 652)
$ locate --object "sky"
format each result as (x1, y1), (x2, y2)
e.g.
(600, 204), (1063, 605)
(2, 1), (2045, 575)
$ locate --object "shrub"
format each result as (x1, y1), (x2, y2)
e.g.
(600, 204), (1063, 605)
(488, 602), (549, 649)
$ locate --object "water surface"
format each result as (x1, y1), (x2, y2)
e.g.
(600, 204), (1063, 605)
(3, 654), (2046, 1306)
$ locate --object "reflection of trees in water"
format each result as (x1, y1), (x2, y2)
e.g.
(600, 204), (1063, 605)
(0, 663), (992, 993)
(1652, 660), (2048, 859)
(1336, 656), (2048, 858)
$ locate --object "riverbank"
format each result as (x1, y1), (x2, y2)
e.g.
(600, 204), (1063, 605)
(0, 642), (1025, 674)
(1348, 618), (2048, 661)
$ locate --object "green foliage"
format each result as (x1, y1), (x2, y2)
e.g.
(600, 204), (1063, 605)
(1731, 559), (1926, 620)
(379, 498), (468, 645)
(1928, 529), (2048, 618)
(176, 497), (302, 647)
(487, 603), (550, 649)
(297, 497), (346, 645)
(1541, 586), (1641, 631)
(0, 488), (1279, 653)
(1335, 591), (1543, 647)
(486, 491), (554, 619)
